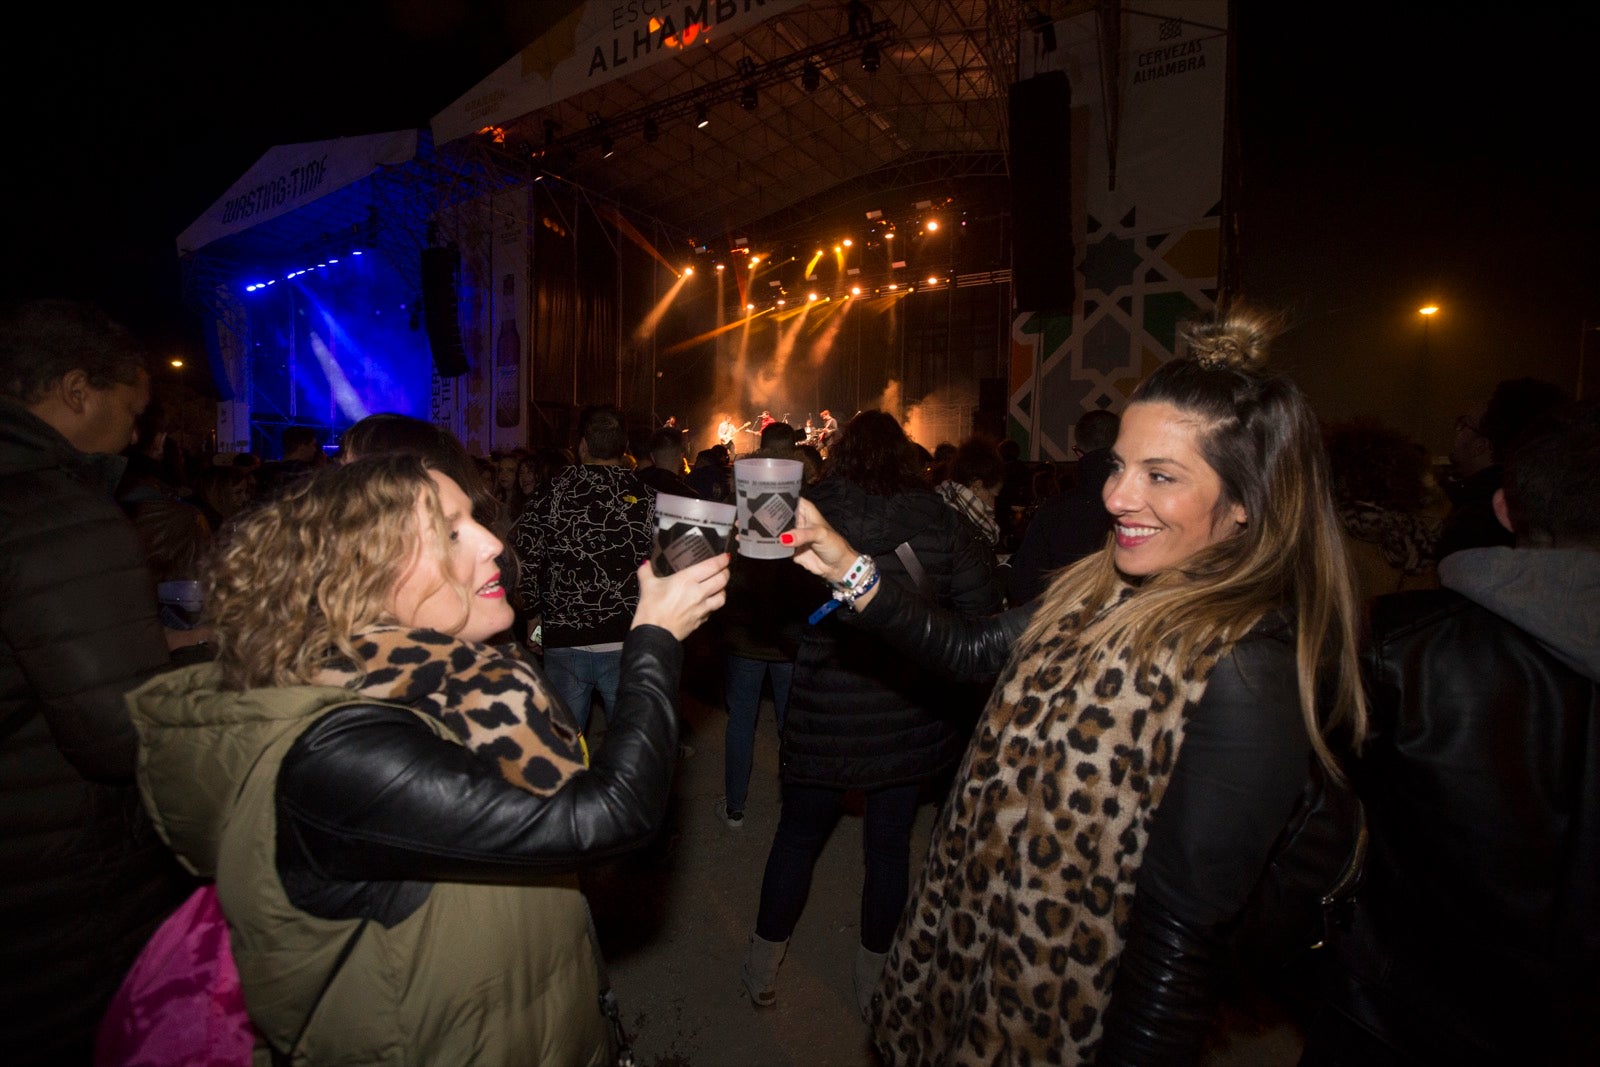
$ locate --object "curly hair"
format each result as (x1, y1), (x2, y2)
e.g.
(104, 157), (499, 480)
(1324, 418), (1432, 514)
(206, 454), (462, 690)
(822, 410), (927, 496)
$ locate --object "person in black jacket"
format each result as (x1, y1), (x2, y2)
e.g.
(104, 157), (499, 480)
(0, 298), (194, 1065)
(1302, 403), (1600, 1065)
(1008, 407), (1120, 605)
(784, 313), (1368, 1064)
(129, 455), (730, 1062)
(740, 410), (1001, 1018)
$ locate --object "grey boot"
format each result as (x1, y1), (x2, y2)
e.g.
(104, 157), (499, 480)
(741, 934), (788, 1007)
(853, 945), (889, 1021)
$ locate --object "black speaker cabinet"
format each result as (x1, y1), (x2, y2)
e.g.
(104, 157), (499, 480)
(1008, 72), (1075, 314)
(420, 244), (470, 377)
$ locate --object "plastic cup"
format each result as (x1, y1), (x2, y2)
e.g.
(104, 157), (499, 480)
(156, 579), (204, 630)
(733, 458), (804, 558)
(651, 493), (737, 576)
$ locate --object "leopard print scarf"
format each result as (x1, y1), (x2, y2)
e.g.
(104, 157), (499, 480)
(873, 583), (1225, 1065)
(315, 626), (588, 797)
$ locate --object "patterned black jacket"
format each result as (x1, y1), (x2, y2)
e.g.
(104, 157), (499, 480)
(510, 463), (655, 649)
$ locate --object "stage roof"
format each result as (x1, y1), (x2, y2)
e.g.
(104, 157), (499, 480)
(432, 0), (1069, 246)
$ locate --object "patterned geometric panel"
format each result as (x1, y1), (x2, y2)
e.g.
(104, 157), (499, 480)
(1005, 1), (1228, 460)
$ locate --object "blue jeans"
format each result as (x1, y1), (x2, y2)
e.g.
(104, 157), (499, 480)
(754, 781), (921, 952)
(723, 655), (793, 812)
(541, 647), (622, 732)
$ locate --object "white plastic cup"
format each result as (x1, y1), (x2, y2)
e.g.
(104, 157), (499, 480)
(651, 493), (737, 576)
(733, 458), (804, 559)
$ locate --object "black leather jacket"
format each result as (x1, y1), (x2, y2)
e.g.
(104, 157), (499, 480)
(847, 578), (1357, 1064)
(1309, 571), (1600, 1065)
(274, 626), (682, 925)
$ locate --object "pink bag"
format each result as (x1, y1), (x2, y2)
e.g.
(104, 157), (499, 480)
(95, 884), (258, 1067)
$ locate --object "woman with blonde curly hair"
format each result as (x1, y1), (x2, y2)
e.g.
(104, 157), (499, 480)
(126, 454), (728, 1065)
(784, 311), (1367, 1063)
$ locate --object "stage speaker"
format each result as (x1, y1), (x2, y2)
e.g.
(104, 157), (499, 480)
(978, 376), (1008, 413)
(420, 244), (470, 377)
(1008, 71), (1075, 314)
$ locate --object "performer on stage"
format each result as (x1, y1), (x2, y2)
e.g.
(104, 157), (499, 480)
(817, 409), (838, 448)
(717, 416), (751, 451)
(757, 410), (776, 431)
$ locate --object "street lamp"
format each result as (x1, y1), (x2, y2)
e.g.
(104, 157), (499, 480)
(1418, 304), (1439, 361)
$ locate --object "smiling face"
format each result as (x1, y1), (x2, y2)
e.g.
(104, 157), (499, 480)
(388, 471), (513, 643)
(1101, 401), (1247, 577)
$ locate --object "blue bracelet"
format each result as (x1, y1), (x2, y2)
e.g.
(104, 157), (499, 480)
(807, 568), (881, 625)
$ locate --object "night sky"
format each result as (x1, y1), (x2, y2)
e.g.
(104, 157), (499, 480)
(7, 1), (1594, 451)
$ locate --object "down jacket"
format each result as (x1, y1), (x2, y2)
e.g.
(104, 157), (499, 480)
(0, 399), (189, 1065)
(130, 625), (684, 1066)
(780, 476), (1001, 789)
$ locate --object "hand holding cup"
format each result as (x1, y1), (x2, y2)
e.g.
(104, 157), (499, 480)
(781, 498), (862, 583)
(633, 552), (730, 642)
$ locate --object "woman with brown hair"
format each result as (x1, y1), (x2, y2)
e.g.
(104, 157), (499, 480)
(784, 313), (1367, 1063)
(126, 455), (728, 1064)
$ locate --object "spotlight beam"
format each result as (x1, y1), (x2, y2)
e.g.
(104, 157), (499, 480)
(595, 203), (678, 273)
(633, 269), (693, 341)
(658, 308), (772, 356)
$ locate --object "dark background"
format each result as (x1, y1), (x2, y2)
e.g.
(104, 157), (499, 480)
(5, 1), (1594, 451)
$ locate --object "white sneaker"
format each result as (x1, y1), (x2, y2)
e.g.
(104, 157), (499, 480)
(718, 798), (744, 829)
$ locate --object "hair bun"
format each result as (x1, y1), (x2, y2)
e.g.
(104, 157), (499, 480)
(1180, 312), (1276, 373)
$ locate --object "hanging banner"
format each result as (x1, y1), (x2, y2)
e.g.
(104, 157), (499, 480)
(1009, 1), (1230, 460)
(177, 130), (417, 255)
(432, 0), (808, 144)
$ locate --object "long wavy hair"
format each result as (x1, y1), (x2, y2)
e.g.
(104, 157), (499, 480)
(1024, 311), (1367, 772)
(206, 454), (463, 690)
(822, 409), (928, 496)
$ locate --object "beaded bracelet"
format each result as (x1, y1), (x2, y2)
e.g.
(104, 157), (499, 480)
(828, 553), (875, 594)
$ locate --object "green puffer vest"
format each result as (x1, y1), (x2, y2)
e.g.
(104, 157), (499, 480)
(129, 664), (611, 1067)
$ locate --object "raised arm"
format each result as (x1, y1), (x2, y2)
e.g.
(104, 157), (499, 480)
(278, 624), (683, 883)
(784, 499), (1028, 681)
(277, 554), (728, 884)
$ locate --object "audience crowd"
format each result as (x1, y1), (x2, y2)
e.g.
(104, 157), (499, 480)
(2, 295), (1594, 1065)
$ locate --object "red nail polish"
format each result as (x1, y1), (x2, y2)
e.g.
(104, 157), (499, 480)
(780, 533), (794, 545)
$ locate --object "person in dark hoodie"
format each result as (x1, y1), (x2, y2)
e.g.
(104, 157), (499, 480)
(739, 409), (1000, 1018)
(1303, 401), (1600, 1065)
